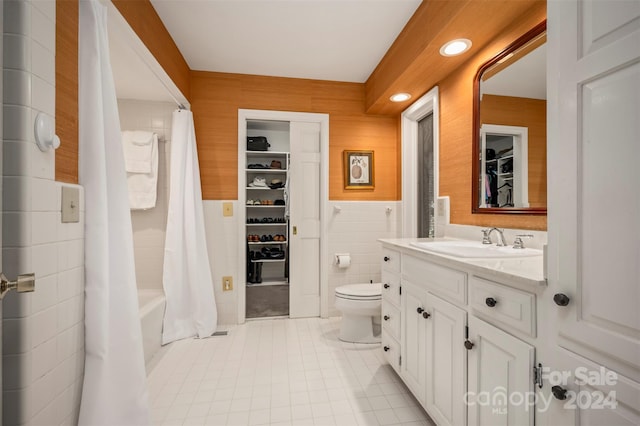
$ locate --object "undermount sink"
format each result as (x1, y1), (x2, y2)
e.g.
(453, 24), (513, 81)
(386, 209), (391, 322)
(410, 240), (543, 258)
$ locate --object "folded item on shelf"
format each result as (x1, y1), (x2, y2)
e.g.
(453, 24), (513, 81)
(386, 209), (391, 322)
(270, 160), (282, 169)
(248, 176), (268, 187)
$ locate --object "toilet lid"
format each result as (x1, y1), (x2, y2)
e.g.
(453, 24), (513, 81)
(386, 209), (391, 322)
(335, 283), (381, 300)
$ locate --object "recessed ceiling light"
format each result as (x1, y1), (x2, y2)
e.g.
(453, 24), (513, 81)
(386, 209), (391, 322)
(390, 93), (411, 102)
(440, 39), (472, 57)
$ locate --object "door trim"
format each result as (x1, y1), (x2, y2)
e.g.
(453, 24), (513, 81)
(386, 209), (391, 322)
(401, 87), (440, 238)
(237, 109), (329, 324)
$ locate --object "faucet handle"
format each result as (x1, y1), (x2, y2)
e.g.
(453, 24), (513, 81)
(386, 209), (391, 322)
(481, 229), (492, 245)
(513, 234), (534, 249)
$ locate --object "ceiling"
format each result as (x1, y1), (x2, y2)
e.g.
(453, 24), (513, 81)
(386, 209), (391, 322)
(109, 0), (422, 102)
(482, 44), (547, 100)
(149, 0), (421, 83)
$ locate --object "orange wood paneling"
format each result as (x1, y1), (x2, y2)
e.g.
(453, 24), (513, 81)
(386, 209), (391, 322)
(112, 0), (190, 99)
(365, 0), (545, 116)
(55, 0), (79, 184)
(480, 95), (547, 209)
(438, 11), (548, 231)
(190, 72), (399, 201)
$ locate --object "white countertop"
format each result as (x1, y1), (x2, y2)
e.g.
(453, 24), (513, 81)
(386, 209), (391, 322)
(379, 237), (546, 289)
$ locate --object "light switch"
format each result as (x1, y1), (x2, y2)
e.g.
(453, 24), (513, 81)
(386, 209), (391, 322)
(222, 202), (233, 217)
(61, 186), (80, 223)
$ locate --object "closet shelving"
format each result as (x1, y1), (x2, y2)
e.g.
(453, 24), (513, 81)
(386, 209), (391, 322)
(245, 150), (290, 286)
(480, 124), (528, 208)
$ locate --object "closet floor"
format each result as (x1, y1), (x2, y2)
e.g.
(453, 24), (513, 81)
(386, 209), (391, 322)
(246, 284), (289, 318)
(147, 317), (435, 426)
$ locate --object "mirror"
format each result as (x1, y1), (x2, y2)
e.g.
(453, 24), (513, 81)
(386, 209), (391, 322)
(472, 21), (547, 214)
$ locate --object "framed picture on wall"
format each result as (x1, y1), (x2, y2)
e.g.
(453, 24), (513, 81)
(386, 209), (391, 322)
(343, 150), (374, 190)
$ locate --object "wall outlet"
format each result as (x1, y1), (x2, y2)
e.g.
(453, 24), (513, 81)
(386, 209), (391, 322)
(222, 202), (233, 217)
(222, 276), (233, 291)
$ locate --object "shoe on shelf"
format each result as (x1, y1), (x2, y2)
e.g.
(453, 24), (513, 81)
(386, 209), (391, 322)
(246, 199), (254, 205)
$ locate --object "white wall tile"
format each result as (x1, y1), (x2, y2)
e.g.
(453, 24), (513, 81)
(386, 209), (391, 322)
(31, 273), (57, 314)
(57, 267), (83, 302)
(2, 175), (31, 212)
(31, 0), (55, 23)
(31, 211), (58, 245)
(3, 210), (32, 247)
(2, 352), (32, 390)
(30, 368), (57, 417)
(31, 306), (57, 347)
(30, 6), (54, 54)
(118, 99), (175, 292)
(204, 200), (239, 326)
(4, 34), (31, 71)
(32, 243), (58, 277)
(31, 177), (59, 211)
(2, 140), (32, 176)
(2, 1), (86, 423)
(3, 105), (32, 141)
(2, 288), (32, 319)
(3, 386), (34, 426)
(4, 69), (31, 106)
(29, 137), (55, 179)
(4, 0), (31, 36)
(3, 316), (32, 355)
(31, 337), (57, 381)
(57, 239), (84, 272)
(31, 75), (54, 115)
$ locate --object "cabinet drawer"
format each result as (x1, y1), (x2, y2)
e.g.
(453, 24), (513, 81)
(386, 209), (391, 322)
(381, 301), (400, 341)
(381, 271), (401, 307)
(403, 254), (467, 305)
(469, 276), (536, 336)
(382, 248), (400, 273)
(381, 334), (401, 374)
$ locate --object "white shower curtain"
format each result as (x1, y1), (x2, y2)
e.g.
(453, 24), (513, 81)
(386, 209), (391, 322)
(162, 110), (217, 344)
(78, 0), (149, 424)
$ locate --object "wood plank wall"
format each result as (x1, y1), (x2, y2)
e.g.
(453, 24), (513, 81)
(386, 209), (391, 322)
(438, 8), (547, 230)
(480, 95), (547, 209)
(190, 72), (399, 201)
(55, 0), (79, 184)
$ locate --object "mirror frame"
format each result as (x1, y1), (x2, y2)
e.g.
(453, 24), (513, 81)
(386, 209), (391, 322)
(472, 20), (547, 215)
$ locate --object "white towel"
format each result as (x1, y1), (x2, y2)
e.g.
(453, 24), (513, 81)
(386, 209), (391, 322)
(122, 130), (155, 173)
(127, 134), (159, 210)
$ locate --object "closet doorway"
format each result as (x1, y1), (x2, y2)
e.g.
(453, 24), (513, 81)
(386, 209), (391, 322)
(238, 110), (329, 323)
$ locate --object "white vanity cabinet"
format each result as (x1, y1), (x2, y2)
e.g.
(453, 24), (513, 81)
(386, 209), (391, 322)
(381, 241), (543, 426)
(467, 315), (535, 426)
(401, 274), (467, 426)
(381, 248), (402, 373)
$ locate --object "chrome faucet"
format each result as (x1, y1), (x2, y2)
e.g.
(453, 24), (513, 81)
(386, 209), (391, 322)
(481, 228), (508, 247)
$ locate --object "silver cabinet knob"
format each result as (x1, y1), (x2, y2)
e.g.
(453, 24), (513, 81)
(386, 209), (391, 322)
(0, 272), (35, 299)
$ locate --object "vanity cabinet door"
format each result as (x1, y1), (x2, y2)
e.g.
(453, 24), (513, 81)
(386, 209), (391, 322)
(425, 293), (467, 426)
(401, 280), (427, 403)
(467, 316), (534, 426)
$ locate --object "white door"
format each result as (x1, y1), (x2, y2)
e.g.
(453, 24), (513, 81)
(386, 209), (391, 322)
(425, 293), (467, 426)
(545, 0), (640, 422)
(467, 316), (535, 426)
(401, 280), (427, 403)
(288, 121), (321, 318)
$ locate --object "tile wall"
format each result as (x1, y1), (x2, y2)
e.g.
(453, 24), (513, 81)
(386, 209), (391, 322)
(2, 1), (85, 424)
(326, 201), (401, 317)
(117, 99), (175, 291)
(203, 200), (402, 323)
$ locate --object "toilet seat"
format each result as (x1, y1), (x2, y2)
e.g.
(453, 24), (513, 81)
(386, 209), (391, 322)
(335, 283), (381, 301)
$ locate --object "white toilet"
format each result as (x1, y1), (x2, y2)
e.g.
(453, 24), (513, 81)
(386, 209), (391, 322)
(334, 283), (382, 343)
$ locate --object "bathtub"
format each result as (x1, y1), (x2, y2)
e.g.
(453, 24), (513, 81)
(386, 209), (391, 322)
(138, 289), (166, 365)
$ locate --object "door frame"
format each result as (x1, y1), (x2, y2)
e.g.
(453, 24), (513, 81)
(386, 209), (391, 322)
(237, 109), (329, 324)
(401, 87), (440, 238)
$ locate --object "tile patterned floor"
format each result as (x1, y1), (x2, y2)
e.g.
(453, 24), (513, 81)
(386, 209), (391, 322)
(147, 317), (435, 426)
